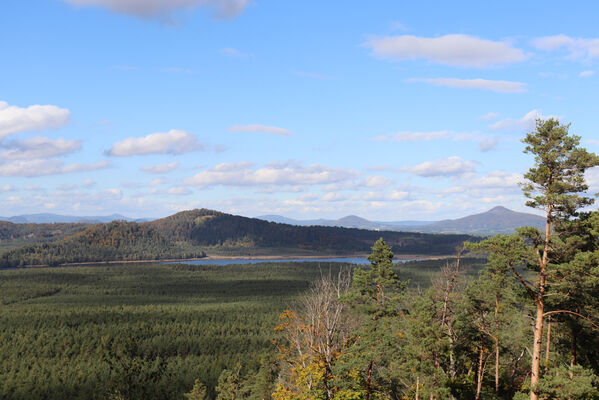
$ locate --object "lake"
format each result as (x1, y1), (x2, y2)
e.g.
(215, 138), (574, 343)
(167, 257), (414, 266)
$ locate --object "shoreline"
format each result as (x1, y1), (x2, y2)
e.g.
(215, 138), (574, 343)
(3, 253), (454, 269)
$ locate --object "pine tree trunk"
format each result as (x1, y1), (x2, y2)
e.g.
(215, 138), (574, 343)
(476, 346), (485, 400)
(545, 316), (552, 372)
(415, 376), (419, 400)
(530, 206), (550, 400)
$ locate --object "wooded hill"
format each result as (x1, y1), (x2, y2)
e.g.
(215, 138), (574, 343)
(0, 209), (472, 267)
(0, 221), (90, 252)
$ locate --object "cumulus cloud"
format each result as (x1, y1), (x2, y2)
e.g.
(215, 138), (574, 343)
(580, 70), (595, 78)
(148, 186), (193, 196)
(322, 192), (346, 202)
(399, 156), (476, 177)
(184, 161), (358, 188)
(228, 124), (294, 136)
(362, 175), (393, 188)
(108, 129), (202, 156)
(0, 184), (15, 192)
(489, 109), (557, 131)
(0, 101), (70, 140)
(532, 35), (599, 59)
(477, 137), (499, 152)
(478, 112), (499, 121)
(408, 77), (526, 93)
(0, 159), (110, 177)
(63, 0), (249, 19)
(361, 190), (409, 201)
(82, 178), (96, 188)
(141, 161), (180, 174)
(373, 130), (450, 142)
(365, 34), (526, 68)
(0, 137), (81, 159)
(471, 171), (522, 189)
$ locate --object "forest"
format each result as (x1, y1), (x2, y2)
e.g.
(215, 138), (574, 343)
(1, 118), (598, 400)
(0, 211), (472, 268)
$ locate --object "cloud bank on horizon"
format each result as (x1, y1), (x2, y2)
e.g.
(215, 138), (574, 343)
(2, 1), (599, 220)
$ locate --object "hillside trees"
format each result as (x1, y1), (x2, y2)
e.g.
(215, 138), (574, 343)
(471, 118), (599, 400)
(272, 270), (355, 400)
(334, 238), (405, 399)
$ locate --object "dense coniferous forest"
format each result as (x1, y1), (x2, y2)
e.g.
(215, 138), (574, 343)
(2, 119), (599, 400)
(0, 211), (472, 267)
(0, 259), (479, 400)
(0, 221), (90, 251)
(0, 221), (206, 267)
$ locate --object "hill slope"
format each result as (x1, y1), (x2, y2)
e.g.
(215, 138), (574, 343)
(0, 221), (205, 267)
(1, 209), (473, 267)
(259, 206), (544, 234)
(148, 209), (471, 256)
(417, 206), (545, 234)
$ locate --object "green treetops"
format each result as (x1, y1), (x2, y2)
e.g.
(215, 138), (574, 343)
(521, 118), (599, 218)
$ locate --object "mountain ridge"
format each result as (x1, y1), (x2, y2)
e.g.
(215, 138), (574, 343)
(0, 208), (473, 267)
(258, 206), (545, 234)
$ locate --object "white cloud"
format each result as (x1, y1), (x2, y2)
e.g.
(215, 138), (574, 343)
(399, 156), (476, 177)
(489, 109), (557, 131)
(108, 129), (202, 156)
(148, 186), (193, 196)
(184, 161), (358, 188)
(365, 34), (526, 68)
(62, 160), (111, 173)
(408, 77), (526, 93)
(477, 137), (499, 152)
(361, 190), (409, 201)
(0, 184), (15, 192)
(471, 171), (522, 189)
(0, 137), (81, 159)
(373, 130), (450, 142)
(580, 70), (595, 78)
(0, 101), (70, 140)
(0, 159), (110, 177)
(322, 192), (346, 202)
(228, 124), (294, 136)
(63, 0), (249, 19)
(141, 161), (180, 174)
(478, 112), (500, 121)
(532, 35), (599, 59)
(82, 178), (96, 188)
(150, 178), (169, 186)
(362, 175), (393, 188)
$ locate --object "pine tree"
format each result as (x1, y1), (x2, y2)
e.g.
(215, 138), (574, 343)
(471, 118), (599, 400)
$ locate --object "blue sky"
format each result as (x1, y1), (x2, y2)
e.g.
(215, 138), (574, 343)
(2, 0), (599, 220)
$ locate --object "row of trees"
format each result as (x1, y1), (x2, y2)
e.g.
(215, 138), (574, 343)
(193, 119), (599, 399)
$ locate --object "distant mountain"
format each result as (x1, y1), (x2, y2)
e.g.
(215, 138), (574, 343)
(258, 206), (544, 235)
(0, 213), (150, 224)
(258, 214), (434, 230)
(1, 209), (473, 267)
(413, 206), (545, 234)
